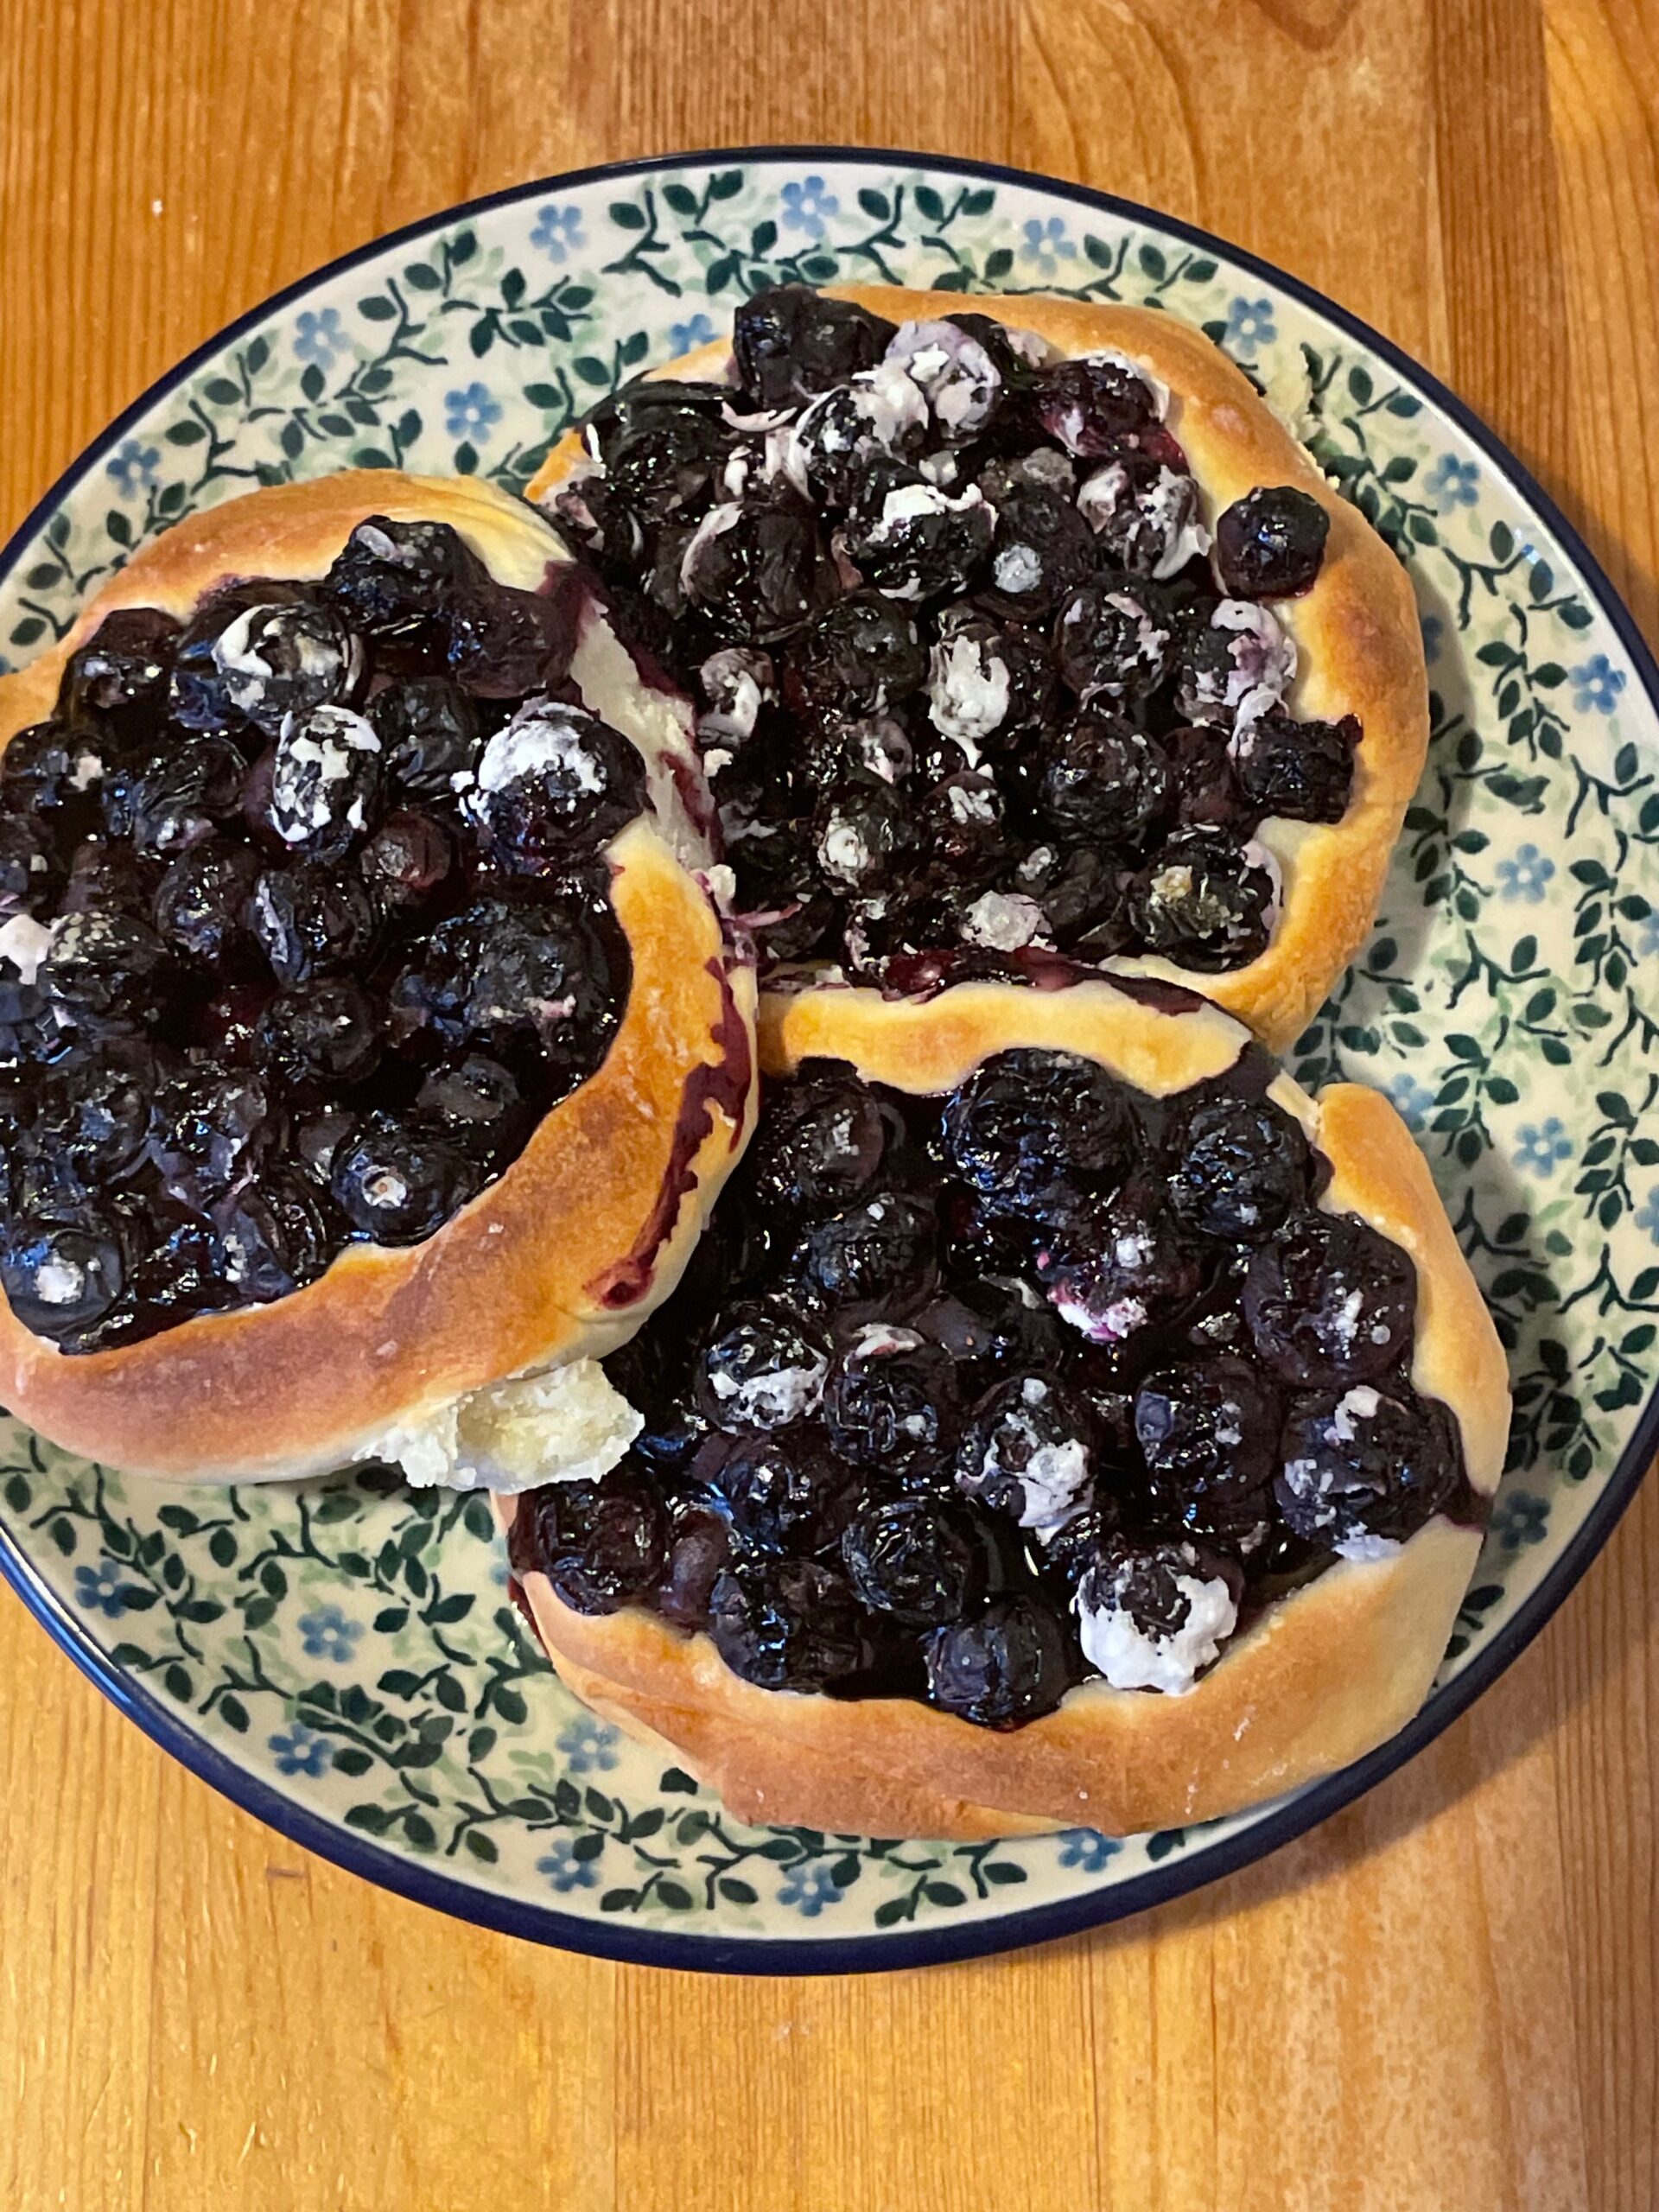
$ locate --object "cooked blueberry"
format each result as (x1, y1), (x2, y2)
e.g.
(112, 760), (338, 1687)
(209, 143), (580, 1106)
(171, 592), (362, 735)
(42, 1045), (155, 1178)
(59, 607), (180, 738)
(193, 981), (270, 1068)
(399, 893), (625, 1070)
(709, 1556), (865, 1690)
(1173, 601), (1296, 728)
(213, 1170), (334, 1301)
(291, 1102), (358, 1189)
(249, 863), (377, 983)
(842, 1497), (984, 1627)
(0, 1206), (127, 1341)
(696, 1295), (830, 1432)
(1243, 1211), (1416, 1387)
(607, 407), (729, 524)
(257, 704), (381, 862)
(807, 710), (915, 792)
(134, 1209), (231, 1321)
(325, 515), (489, 637)
(510, 1469), (669, 1615)
(105, 732), (246, 858)
(1037, 1172), (1209, 1344)
(841, 465), (995, 603)
(1133, 1356), (1280, 1526)
(1038, 715), (1172, 844)
(1277, 1383), (1461, 1546)
(257, 979), (381, 1090)
(785, 372), (928, 506)
(415, 1052), (529, 1156)
(150, 843), (261, 969)
(359, 808), (455, 912)
(1214, 486), (1330, 598)
(1077, 454), (1206, 579)
(886, 317), (1010, 441)
(957, 1371), (1097, 1535)
(715, 1427), (861, 1555)
(941, 1048), (1135, 1218)
(794, 1190), (938, 1313)
(1126, 830), (1275, 970)
(1168, 723), (1254, 833)
(37, 909), (169, 1028)
(0, 816), (49, 913)
(331, 1111), (478, 1243)
(1012, 842), (1124, 949)
(1169, 1093), (1310, 1242)
(791, 592), (925, 714)
(732, 839), (840, 965)
(821, 1325), (961, 1480)
(812, 774), (915, 899)
(918, 1269), (1061, 1376)
(680, 487), (834, 642)
(910, 772), (1006, 891)
(1054, 582), (1171, 700)
(652, 1495), (733, 1630)
(925, 612), (1058, 756)
(1072, 1535), (1240, 1692)
(368, 677), (483, 797)
(445, 581), (573, 696)
(1032, 355), (1160, 454)
(148, 1070), (270, 1205)
(746, 1065), (890, 1222)
(468, 700), (645, 868)
(733, 284), (896, 408)
(982, 480), (1096, 618)
(924, 1593), (1071, 1726)
(0, 721), (113, 835)
(1231, 709), (1357, 824)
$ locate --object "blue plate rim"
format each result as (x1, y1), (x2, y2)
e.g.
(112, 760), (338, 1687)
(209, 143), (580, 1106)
(0, 143), (1654, 1975)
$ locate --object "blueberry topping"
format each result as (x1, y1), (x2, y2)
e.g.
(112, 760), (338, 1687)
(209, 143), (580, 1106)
(1213, 486), (1330, 598)
(249, 862), (377, 984)
(151, 843), (261, 968)
(923, 1594), (1071, 1726)
(1230, 709), (1357, 824)
(38, 909), (170, 1028)
(1037, 1172), (1209, 1344)
(1054, 582), (1171, 700)
(791, 591), (926, 713)
(510, 1469), (669, 1616)
(681, 487), (835, 643)
(324, 516), (489, 638)
(368, 677), (482, 798)
(1133, 1357), (1280, 1530)
(264, 704), (383, 860)
(257, 979), (382, 1090)
(793, 1190), (938, 1313)
(1276, 1384), (1460, 1547)
(821, 1327), (961, 1479)
(709, 1556), (865, 1691)
(1127, 830), (1275, 971)
(444, 582), (572, 697)
(330, 1111), (477, 1243)
(0, 1207), (127, 1343)
(957, 1371), (1097, 1535)
(174, 594), (362, 736)
(359, 808), (455, 911)
(696, 1297), (830, 1432)
(841, 466), (995, 603)
(733, 285), (896, 408)
(1030, 354), (1160, 454)
(940, 1048), (1135, 1218)
(1169, 1094), (1310, 1242)
(1243, 1212), (1417, 1387)
(60, 608), (181, 737)
(106, 732), (246, 858)
(982, 481), (1096, 618)
(468, 700), (645, 868)
(743, 1065), (890, 1221)
(1038, 715), (1172, 843)
(841, 1497), (985, 1627)
(715, 1427), (861, 1556)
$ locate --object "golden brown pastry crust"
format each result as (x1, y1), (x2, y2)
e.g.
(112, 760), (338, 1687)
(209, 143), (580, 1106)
(0, 473), (757, 1482)
(505, 980), (1507, 1841)
(528, 288), (1429, 1052)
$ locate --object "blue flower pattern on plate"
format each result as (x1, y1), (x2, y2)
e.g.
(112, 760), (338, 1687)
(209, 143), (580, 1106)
(1513, 1118), (1573, 1176)
(780, 176), (838, 240)
(105, 439), (160, 494)
(293, 308), (345, 370)
(1385, 1071), (1436, 1134)
(538, 1839), (601, 1892)
(269, 1721), (334, 1777)
(777, 1860), (846, 1916)
(73, 1557), (135, 1618)
(668, 314), (716, 353)
(1224, 297), (1277, 351)
(531, 205), (585, 262)
(1020, 216), (1077, 275)
(1490, 1491), (1549, 1552)
(1057, 1830), (1120, 1872)
(443, 383), (502, 442)
(1496, 842), (1555, 901)
(556, 1714), (620, 1775)
(297, 1605), (363, 1664)
(1568, 654), (1626, 715)
(1425, 454), (1480, 511)
(1636, 1189), (1659, 1245)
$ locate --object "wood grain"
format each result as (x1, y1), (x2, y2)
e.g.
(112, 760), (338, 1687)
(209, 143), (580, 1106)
(1, 1), (1656, 2205)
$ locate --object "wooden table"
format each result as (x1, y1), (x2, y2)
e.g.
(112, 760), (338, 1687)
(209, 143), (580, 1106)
(2, 2), (1656, 2204)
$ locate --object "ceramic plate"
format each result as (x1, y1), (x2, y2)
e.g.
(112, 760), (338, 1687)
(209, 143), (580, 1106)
(2, 149), (1656, 1973)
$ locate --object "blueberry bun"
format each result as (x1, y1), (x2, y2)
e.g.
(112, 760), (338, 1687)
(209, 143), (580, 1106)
(0, 473), (755, 1483)
(529, 283), (1429, 1052)
(501, 977), (1507, 1841)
